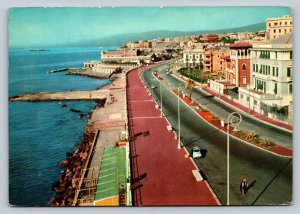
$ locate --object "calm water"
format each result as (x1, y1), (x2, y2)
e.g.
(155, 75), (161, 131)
(9, 47), (116, 206)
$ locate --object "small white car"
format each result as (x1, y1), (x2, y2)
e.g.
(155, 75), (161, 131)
(192, 146), (202, 159)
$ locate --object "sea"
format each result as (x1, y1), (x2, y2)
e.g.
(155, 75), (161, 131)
(9, 46), (117, 206)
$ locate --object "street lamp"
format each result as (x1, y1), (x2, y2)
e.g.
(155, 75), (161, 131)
(177, 83), (185, 149)
(151, 79), (155, 96)
(160, 80), (163, 117)
(218, 75), (221, 98)
(226, 112), (242, 206)
(248, 85), (251, 115)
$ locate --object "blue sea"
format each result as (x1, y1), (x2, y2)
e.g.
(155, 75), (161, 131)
(9, 47), (117, 206)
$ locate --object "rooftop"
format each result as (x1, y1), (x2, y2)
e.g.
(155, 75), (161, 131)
(268, 33), (292, 45)
(229, 42), (252, 49)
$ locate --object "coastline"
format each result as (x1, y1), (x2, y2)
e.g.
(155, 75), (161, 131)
(49, 71), (128, 206)
(49, 99), (106, 206)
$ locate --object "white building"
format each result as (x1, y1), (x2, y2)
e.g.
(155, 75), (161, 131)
(183, 49), (203, 68)
(239, 33), (293, 124)
(266, 15), (293, 40)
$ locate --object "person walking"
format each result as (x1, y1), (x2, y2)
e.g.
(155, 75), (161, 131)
(240, 178), (248, 195)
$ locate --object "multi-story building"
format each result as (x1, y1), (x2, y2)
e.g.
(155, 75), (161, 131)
(224, 42), (252, 86)
(239, 33), (293, 124)
(203, 48), (229, 75)
(266, 15), (292, 40)
(183, 49), (203, 68)
(101, 50), (152, 65)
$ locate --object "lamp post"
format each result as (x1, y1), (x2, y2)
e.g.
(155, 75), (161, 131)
(151, 79), (154, 96)
(226, 112), (242, 206)
(248, 85), (251, 115)
(160, 80), (163, 117)
(218, 75), (221, 98)
(177, 83), (185, 149)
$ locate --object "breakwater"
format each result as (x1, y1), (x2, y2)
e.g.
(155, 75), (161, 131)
(47, 68), (69, 74)
(9, 90), (109, 102)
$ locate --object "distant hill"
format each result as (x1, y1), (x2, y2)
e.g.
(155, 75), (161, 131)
(45, 22), (266, 48)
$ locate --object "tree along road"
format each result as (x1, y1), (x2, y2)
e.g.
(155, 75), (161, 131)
(141, 64), (292, 205)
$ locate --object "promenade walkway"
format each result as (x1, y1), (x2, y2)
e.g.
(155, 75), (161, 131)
(127, 66), (219, 206)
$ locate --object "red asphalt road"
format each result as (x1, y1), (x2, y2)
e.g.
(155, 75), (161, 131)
(127, 66), (219, 206)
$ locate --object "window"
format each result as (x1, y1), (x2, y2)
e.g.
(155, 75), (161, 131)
(253, 64), (255, 72)
(247, 96), (250, 102)
(276, 67), (279, 77)
(242, 77), (246, 84)
(269, 23), (271, 27)
(254, 100), (257, 105)
(287, 67), (291, 77)
(272, 67), (275, 76)
(242, 64), (246, 70)
(289, 84), (293, 94)
(279, 29), (281, 33)
(290, 51), (292, 59)
(240, 94), (244, 99)
(274, 83), (277, 95)
(274, 29), (276, 33)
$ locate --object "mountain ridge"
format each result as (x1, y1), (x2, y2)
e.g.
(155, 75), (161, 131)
(19, 22), (266, 48)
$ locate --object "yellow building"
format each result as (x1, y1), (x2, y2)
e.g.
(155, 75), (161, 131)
(266, 15), (292, 40)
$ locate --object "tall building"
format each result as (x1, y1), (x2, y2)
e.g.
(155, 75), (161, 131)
(239, 33), (293, 124)
(203, 48), (229, 75)
(224, 42), (252, 86)
(183, 49), (203, 68)
(266, 15), (292, 40)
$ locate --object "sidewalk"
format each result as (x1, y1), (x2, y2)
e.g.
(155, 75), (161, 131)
(172, 71), (293, 133)
(126, 66), (220, 206)
(171, 90), (292, 157)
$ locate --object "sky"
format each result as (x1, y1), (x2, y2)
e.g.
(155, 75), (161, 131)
(8, 7), (292, 48)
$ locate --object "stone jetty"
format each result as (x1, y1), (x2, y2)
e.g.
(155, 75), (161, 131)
(9, 90), (109, 102)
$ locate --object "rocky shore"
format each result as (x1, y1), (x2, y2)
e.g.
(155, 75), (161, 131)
(49, 100), (105, 206)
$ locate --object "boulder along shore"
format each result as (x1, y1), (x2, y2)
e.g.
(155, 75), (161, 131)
(49, 99), (105, 206)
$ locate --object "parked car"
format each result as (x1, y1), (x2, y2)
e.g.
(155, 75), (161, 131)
(192, 146), (202, 159)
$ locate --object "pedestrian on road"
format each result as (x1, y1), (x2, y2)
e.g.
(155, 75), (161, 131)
(240, 177), (248, 195)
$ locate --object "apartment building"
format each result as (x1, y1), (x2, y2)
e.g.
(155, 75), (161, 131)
(239, 33), (293, 124)
(183, 49), (203, 68)
(203, 48), (229, 75)
(266, 15), (292, 40)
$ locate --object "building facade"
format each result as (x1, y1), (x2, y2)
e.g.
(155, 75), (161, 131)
(266, 15), (292, 40)
(203, 48), (229, 75)
(239, 34), (293, 124)
(225, 42), (252, 87)
(183, 49), (203, 68)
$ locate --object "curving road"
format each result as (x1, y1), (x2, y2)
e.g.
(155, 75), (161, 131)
(141, 63), (292, 205)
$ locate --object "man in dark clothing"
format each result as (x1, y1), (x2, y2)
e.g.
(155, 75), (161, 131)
(240, 178), (248, 195)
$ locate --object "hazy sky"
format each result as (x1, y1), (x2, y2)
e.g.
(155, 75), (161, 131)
(8, 7), (291, 48)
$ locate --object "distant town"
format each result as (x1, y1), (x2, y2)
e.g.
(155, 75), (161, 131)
(81, 15), (292, 125)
